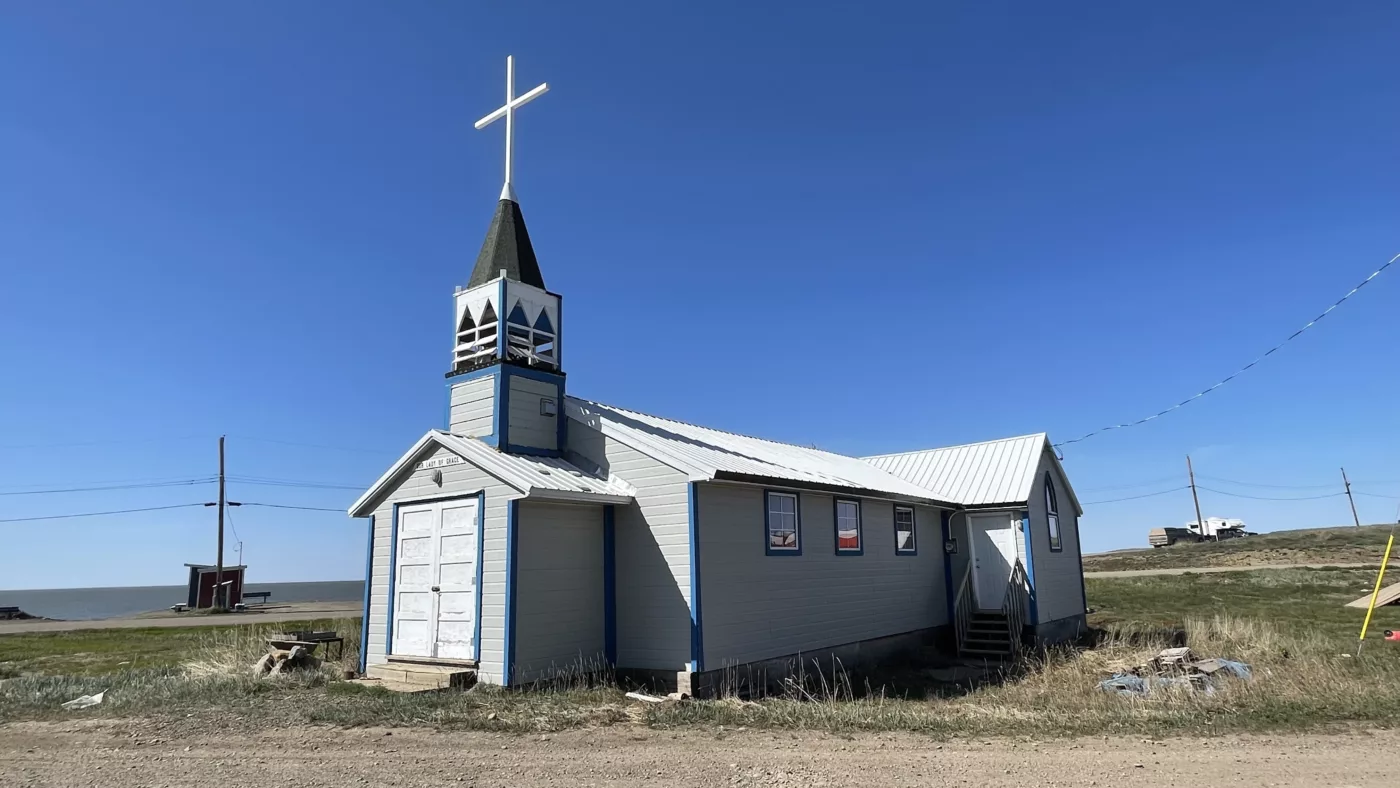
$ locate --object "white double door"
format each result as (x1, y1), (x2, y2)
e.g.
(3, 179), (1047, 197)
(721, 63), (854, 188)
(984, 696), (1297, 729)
(969, 513), (1018, 611)
(392, 497), (479, 660)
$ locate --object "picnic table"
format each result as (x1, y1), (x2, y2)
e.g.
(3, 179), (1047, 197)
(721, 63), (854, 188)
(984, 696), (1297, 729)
(243, 591), (272, 605)
(272, 629), (345, 661)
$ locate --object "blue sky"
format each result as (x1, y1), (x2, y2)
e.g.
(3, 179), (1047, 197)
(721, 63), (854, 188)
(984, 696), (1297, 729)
(3, 2), (1398, 589)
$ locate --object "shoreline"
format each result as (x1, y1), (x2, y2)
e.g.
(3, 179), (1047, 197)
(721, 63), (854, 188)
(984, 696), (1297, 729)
(0, 601), (362, 634)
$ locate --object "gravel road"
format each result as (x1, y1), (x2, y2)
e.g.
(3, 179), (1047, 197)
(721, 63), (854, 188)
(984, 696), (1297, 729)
(2, 720), (1395, 787)
(1085, 562), (1375, 578)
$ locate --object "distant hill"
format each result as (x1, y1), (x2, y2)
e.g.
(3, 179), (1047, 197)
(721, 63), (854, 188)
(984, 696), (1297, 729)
(1083, 524), (1395, 573)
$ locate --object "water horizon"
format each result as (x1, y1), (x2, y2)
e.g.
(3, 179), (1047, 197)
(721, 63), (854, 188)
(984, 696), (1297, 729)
(0, 580), (364, 621)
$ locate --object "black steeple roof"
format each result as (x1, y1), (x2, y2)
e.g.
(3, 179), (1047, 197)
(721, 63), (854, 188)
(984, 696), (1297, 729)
(467, 199), (546, 289)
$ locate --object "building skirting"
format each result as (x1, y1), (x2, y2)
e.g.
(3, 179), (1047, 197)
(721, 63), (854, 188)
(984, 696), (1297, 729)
(670, 626), (948, 699)
(1032, 613), (1088, 645)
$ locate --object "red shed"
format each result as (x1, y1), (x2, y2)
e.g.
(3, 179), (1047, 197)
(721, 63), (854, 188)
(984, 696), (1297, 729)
(184, 563), (246, 609)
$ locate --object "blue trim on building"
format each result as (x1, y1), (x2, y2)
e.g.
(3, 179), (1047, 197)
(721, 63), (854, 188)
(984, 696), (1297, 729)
(763, 489), (802, 556)
(555, 293), (564, 369)
(603, 504), (617, 666)
(497, 369), (512, 449)
(940, 510), (956, 625)
(833, 497), (863, 555)
(1020, 510), (1039, 625)
(503, 443), (562, 458)
(1045, 473), (1064, 552)
(474, 492), (486, 662)
(358, 515), (374, 674)
(500, 364), (566, 386)
(687, 483), (705, 671)
(894, 504), (918, 555)
(1074, 517), (1089, 614)
(496, 279), (508, 358)
(503, 498), (520, 686)
(445, 365), (501, 385)
(385, 503), (401, 657)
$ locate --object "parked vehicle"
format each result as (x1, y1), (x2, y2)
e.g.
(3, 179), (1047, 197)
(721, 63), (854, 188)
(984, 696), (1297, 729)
(1149, 518), (1250, 547)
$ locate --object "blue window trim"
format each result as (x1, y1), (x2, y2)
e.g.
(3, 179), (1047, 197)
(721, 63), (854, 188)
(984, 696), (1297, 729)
(603, 504), (617, 666)
(385, 493), (486, 660)
(1021, 510), (1039, 625)
(503, 498), (520, 686)
(763, 489), (802, 556)
(833, 497), (863, 555)
(1074, 515), (1089, 615)
(1045, 472), (1064, 552)
(358, 515), (374, 674)
(688, 482), (705, 671)
(894, 504), (917, 555)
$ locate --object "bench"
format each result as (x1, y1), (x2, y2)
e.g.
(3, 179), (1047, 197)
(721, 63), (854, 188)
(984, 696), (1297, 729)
(243, 591), (272, 605)
(274, 629), (345, 661)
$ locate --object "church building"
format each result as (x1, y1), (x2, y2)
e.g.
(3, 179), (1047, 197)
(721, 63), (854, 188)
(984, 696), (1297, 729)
(348, 58), (1087, 694)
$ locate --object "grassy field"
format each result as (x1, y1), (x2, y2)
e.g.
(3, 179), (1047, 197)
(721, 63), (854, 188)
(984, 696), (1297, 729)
(1083, 524), (1396, 572)
(3, 571), (1400, 737)
(0, 618), (358, 677)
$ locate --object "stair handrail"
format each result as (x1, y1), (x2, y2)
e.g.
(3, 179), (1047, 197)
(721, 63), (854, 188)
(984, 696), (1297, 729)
(1002, 558), (1029, 651)
(953, 558), (974, 652)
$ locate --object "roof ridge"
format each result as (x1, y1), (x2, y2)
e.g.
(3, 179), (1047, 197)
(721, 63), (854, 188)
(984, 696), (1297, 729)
(565, 395), (864, 460)
(862, 433), (1048, 460)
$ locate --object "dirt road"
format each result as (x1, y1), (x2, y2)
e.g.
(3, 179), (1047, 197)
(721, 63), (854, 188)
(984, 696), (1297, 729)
(0, 601), (361, 634)
(1085, 562), (1375, 578)
(2, 721), (1394, 787)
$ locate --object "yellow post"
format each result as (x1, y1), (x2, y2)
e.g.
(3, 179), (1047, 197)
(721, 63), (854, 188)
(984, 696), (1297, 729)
(1358, 529), (1396, 653)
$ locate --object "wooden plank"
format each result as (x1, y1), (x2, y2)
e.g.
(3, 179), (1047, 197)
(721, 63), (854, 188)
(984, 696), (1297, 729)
(1345, 581), (1400, 609)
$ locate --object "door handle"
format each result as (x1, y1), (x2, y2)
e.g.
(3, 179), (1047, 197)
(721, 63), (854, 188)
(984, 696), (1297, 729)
(431, 586), (440, 592)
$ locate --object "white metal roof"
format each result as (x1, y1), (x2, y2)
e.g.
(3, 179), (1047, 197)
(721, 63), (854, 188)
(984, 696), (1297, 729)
(864, 434), (1082, 514)
(348, 430), (635, 516)
(565, 398), (954, 504)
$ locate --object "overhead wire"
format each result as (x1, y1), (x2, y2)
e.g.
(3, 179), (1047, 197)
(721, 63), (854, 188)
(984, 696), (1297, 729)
(1082, 486), (1191, 506)
(0, 478), (216, 497)
(239, 502), (346, 513)
(225, 435), (390, 455)
(1195, 485), (1347, 502)
(1056, 251), (1399, 448)
(0, 503), (209, 523)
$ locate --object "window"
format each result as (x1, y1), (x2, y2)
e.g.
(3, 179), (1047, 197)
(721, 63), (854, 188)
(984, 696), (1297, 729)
(834, 499), (862, 555)
(894, 506), (916, 555)
(1045, 472), (1063, 552)
(765, 491), (801, 555)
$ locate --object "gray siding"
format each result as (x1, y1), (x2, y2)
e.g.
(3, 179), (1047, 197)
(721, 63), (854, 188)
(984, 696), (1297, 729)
(449, 375), (495, 437)
(513, 501), (606, 682)
(570, 420), (693, 671)
(697, 482), (949, 668)
(364, 445), (521, 685)
(507, 375), (559, 451)
(1026, 450), (1086, 624)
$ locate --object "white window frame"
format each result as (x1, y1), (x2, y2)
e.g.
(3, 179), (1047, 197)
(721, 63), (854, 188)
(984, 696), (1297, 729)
(834, 498), (862, 555)
(894, 505), (917, 555)
(765, 491), (801, 555)
(1045, 473), (1063, 552)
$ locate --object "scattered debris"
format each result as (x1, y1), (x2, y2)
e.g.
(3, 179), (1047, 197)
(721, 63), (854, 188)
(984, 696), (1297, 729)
(253, 644), (322, 676)
(1099, 648), (1251, 696)
(625, 691), (667, 703)
(0, 606), (40, 621)
(61, 691), (105, 710)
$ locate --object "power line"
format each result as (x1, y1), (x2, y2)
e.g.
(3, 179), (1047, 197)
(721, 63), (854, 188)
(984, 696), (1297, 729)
(1195, 485), (1347, 502)
(1195, 474), (1345, 491)
(0, 478), (216, 497)
(239, 502), (347, 513)
(226, 435), (390, 455)
(1056, 251), (1399, 448)
(1355, 491), (1400, 500)
(1082, 486), (1190, 506)
(0, 435), (207, 450)
(226, 475), (363, 491)
(1079, 475), (1185, 493)
(0, 503), (208, 524)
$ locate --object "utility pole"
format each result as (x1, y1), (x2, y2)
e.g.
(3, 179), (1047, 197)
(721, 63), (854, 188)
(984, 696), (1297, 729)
(1187, 455), (1207, 541)
(1342, 467), (1362, 528)
(215, 435), (226, 609)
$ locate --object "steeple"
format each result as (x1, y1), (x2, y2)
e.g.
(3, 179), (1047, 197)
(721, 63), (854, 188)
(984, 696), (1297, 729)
(467, 198), (545, 289)
(445, 55), (567, 457)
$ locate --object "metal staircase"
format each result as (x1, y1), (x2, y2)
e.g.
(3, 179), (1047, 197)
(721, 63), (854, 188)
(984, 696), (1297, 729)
(961, 611), (1015, 657)
(953, 558), (1030, 660)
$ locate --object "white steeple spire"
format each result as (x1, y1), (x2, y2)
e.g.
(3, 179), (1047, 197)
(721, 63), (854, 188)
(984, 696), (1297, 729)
(474, 55), (549, 203)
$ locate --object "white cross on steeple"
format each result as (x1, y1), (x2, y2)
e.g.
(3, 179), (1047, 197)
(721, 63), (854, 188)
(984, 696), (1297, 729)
(474, 55), (549, 203)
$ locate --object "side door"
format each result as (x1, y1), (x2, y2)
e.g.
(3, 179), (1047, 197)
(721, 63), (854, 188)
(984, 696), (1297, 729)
(392, 503), (440, 657)
(432, 497), (479, 659)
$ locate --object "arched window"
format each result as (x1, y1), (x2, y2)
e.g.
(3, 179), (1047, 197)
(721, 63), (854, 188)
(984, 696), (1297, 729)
(1045, 472), (1063, 552)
